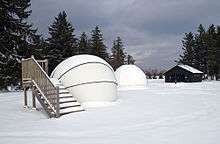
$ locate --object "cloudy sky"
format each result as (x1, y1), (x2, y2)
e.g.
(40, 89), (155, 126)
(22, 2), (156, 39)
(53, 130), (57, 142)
(30, 0), (220, 70)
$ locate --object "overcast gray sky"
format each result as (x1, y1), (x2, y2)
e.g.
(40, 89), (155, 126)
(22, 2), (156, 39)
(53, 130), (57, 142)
(30, 0), (220, 70)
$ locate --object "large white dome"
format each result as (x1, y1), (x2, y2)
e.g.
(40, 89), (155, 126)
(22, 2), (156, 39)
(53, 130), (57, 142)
(115, 65), (147, 89)
(50, 55), (117, 107)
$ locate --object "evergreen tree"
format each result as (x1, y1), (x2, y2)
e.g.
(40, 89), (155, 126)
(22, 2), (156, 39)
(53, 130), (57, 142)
(206, 25), (217, 79)
(90, 26), (109, 60)
(177, 24), (220, 80)
(215, 26), (220, 80)
(31, 35), (47, 60)
(46, 11), (77, 74)
(178, 32), (195, 66)
(0, 0), (38, 89)
(127, 54), (135, 64)
(194, 24), (207, 73)
(158, 70), (166, 79)
(110, 37), (126, 70)
(78, 32), (90, 54)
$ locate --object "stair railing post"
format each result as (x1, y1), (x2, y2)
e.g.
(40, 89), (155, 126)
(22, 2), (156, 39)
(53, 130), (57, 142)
(56, 86), (60, 118)
(32, 85), (36, 109)
(23, 87), (28, 108)
(45, 59), (49, 74)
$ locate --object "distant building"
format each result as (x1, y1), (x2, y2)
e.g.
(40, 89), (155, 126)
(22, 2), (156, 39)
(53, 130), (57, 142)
(164, 65), (203, 82)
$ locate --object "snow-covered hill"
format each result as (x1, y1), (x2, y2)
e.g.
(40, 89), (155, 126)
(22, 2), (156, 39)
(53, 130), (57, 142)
(0, 79), (220, 144)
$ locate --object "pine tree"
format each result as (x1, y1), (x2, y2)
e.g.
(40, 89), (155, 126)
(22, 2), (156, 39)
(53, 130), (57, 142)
(90, 26), (109, 60)
(177, 24), (220, 80)
(46, 11), (77, 74)
(0, 0), (38, 89)
(127, 54), (135, 64)
(216, 26), (220, 80)
(31, 35), (47, 60)
(194, 24), (207, 73)
(110, 37), (126, 70)
(178, 32), (195, 66)
(206, 25), (217, 79)
(78, 32), (90, 54)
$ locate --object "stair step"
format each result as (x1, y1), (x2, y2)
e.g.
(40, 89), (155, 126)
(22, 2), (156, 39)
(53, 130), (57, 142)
(60, 105), (81, 109)
(60, 96), (73, 99)
(58, 86), (66, 89)
(59, 97), (76, 103)
(60, 106), (84, 114)
(60, 110), (85, 116)
(59, 93), (73, 98)
(59, 89), (69, 94)
(60, 101), (81, 108)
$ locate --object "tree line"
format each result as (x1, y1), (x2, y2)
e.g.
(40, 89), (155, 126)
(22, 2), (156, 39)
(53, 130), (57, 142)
(144, 69), (166, 79)
(0, 0), (135, 90)
(177, 24), (220, 80)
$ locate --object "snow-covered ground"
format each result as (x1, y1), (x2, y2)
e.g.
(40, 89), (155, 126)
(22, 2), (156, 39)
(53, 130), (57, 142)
(0, 79), (220, 144)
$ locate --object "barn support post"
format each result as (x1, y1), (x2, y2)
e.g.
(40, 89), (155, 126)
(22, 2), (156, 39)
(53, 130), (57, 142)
(174, 74), (177, 84)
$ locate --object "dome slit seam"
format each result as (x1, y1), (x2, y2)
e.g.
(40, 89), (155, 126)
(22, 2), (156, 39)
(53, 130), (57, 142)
(65, 81), (118, 89)
(56, 62), (114, 80)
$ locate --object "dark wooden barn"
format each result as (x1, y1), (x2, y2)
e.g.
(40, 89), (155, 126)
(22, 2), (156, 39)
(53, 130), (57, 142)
(164, 65), (203, 82)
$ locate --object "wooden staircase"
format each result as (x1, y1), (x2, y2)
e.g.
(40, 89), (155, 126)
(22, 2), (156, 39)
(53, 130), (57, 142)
(50, 78), (84, 116)
(22, 56), (84, 118)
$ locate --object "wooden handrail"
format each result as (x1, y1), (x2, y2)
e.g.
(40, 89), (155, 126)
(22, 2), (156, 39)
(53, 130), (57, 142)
(22, 56), (60, 117)
(31, 56), (54, 86)
(32, 80), (56, 113)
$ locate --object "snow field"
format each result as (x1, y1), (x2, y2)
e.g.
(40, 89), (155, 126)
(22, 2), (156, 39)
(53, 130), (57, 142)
(0, 79), (220, 144)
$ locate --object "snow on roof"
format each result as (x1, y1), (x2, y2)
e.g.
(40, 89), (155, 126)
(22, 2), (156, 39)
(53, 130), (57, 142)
(178, 65), (203, 74)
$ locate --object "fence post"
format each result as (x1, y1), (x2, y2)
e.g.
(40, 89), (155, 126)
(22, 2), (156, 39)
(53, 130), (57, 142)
(56, 86), (60, 118)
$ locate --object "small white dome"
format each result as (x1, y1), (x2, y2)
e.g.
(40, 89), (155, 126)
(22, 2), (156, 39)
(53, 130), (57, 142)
(51, 55), (117, 107)
(115, 65), (146, 89)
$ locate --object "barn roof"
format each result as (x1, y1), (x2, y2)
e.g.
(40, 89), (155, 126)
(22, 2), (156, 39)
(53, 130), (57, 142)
(177, 65), (203, 74)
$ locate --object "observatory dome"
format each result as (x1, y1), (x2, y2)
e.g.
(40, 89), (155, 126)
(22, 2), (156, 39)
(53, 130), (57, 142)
(50, 55), (117, 107)
(115, 65), (147, 89)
